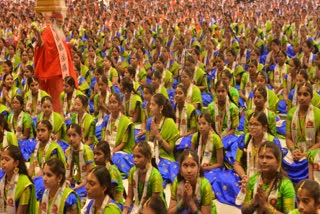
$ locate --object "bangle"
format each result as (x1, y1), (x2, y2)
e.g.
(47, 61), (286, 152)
(123, 205), (130, 210)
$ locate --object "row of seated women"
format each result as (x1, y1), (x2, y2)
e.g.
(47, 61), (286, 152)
(1, 140), (320, 214)
(1, 67), (320, 202)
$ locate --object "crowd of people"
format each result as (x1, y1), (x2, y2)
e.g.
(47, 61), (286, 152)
(0, 0), (320, 213)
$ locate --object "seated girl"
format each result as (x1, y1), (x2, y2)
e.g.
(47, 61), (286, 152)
(168, 150), (216, 214)
(123, 142), (164, 214)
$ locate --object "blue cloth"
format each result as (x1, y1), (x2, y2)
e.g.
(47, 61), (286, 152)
(89, 101), (94, 114)
(282, 158), (308, 184)
(222, 135), (238, 150)
(175, 135), (193, 151)
(237, 114), (245, 132)
(225, 139), (239, 166)
(206, 168), (241, 206)
(286, 44), (295, 58)
(95, 119), (106, 141)
(57, 140), (69, 152)
(32, 117), (37, 129)
(34, 176), (45, 201)
(277, 99), (287, 114)
(201, 92), (213, 107)
(112, 152), (134, 178)
(134, 128), (145, 143)
(84, 199), (119, 214)
(167, 89), (175, 108)
(238, 97), (246, 109)
(71, 184), (87, 200)
(276, 116), (286, 136)
(0, 170), (4, 180)
(18, 138), (37, 161)
(158, 158), (179, 186)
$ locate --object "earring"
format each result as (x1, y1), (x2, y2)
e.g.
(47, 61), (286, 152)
(14, 167), (19, 174)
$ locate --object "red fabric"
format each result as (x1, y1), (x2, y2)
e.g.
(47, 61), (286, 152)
(34, 26), (77, 112)
(39, 77), (63, 112)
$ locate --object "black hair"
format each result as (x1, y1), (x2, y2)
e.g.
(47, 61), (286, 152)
(94, 140), (111, 165)
(89, 166), (113, 198)
(296, 179), (320, 205)
(297, 69), (309, 81)
(3, 60), (13, 72)
(143, 84), (155, 95)
(152, 93), (175, 120)
(38, 120), (53, 132)
(27, 76), (39, 87)
(126, 65), (136, 78)
(3, 145), (32, 181)
(121, 77), (138, 95)
(143, 195), (168, 214)
(75, 94), (89, 107)
(0, 114), (9, 131)
(133, 141), (152, 160)
(98, 74), (109, 86)
(64, 76), (76, 88)
(67, 123), (82, 136)
(297, 82), (313, 98)
(12, 95), (24, 107)
(253, 86), (268, 100)
(41, 96), (53, 104)
(44, 158), (66, 185)
(26, 65), (34, 74)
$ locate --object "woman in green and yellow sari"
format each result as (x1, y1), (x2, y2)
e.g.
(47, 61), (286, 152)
(0, 145), (36, 213)
(242, 141), (295, 214)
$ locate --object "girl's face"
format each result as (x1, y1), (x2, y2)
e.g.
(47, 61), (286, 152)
(11, 97), (23, 112)
(73, 98), (84, 113)
(130, 55), (138, 66)
(123, 69), (132, 79)
(174, 87), (186, 103)
(4, 74), (14, 88)
(215, 85), (227, 102)
(108, 95), (120, 114)
(226, 52), (234, 63)
(2, 63), (11, 74)
(67, 128), (82, 151)
(277, 52), (286, 65)
(98, 79), (107, 93)
(1, 150), (18, 174)
(255, 75), (266, 87)
(180, 72), (191, 86)
(86, 172), (106, 199)
(29, 81), (39, 94)
(297, 86), (312, 107)
(297, 188), (319, 214)
(288, 59), (297, 72)
(198, 116), (211, 134)
(41, 100), (53, 116)
(143, 88), (152, 102)
(93, 147), (107, 166)
(302, 42), (311, 54)
(63, 82), (74, 94)
(73, 54), (81, 64)
(253, 90), (266, 108)
(111, 48), (119, 58)
(221, 74), (230, 85)
(180, 156), (199, 183)
(258, 147), (278, 174)
(37, 123), (51, 143)
(43, 164), (62, 190)
(248, 63), (257, 75)
(21, 51), (28, 62)
(151, 76), (160, 88)
(296, 74), (307, 86)
(24, 68), (33, 78)
(215, 58), (224, 70)
(103, 58), (112, 68)
(248, 116), (266, 138)
(88, 47), (95, 57)
(133, 147), (149, 169)
(27, 49), (33, 58)
(250, 52), (258, 60)
(149, 97), (162, 116)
